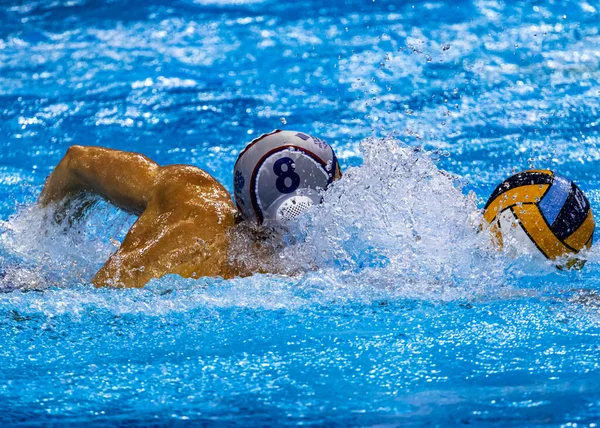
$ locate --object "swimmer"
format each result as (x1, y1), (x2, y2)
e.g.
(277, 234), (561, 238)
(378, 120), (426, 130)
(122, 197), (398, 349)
(39, 130), (341, 288)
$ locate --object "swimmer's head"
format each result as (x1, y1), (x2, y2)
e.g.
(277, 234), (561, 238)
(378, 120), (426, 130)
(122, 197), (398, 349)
(233, 130), (341, 224)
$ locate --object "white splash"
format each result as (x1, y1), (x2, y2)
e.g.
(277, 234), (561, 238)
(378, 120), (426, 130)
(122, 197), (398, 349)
(0, 197), (133, 291)
(0, 138), (576, 304)
(280, 137), (508, 298)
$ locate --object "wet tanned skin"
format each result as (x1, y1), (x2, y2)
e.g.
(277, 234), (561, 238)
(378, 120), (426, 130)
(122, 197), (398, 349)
(39, 146), (238, 288)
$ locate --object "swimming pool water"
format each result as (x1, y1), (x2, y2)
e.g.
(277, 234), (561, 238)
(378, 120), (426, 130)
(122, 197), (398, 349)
(2, 0), (600, 425)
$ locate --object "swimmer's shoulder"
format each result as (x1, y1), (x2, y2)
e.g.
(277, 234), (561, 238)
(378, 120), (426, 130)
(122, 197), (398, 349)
(152, 164), (234, 210)
(155, 164), (227, 192)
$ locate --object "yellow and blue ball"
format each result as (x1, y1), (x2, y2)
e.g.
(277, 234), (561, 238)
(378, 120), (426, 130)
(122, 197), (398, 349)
(483, 170), (595, 268)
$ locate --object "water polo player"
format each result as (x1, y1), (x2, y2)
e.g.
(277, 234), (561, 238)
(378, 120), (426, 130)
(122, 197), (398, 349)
(39, 130), (341, 288)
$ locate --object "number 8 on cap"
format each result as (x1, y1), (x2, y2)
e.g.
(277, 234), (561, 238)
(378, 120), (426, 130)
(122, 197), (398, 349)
(233, 130), (340, 224)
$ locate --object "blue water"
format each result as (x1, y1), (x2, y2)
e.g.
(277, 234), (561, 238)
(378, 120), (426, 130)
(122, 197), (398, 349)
(2, 0), (600, 425)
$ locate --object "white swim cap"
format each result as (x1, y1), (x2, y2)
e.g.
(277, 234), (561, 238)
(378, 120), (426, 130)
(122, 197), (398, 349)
(233, 130), (339, 224)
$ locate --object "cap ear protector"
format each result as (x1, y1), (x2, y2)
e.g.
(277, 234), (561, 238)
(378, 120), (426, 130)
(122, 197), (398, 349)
(233, 130), (339, 224)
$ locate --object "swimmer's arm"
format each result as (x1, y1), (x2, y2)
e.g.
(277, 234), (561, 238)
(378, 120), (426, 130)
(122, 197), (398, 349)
(91, 166), (237, 288)
(334, 161), (343, 180)
(39, 145), (160, 215)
